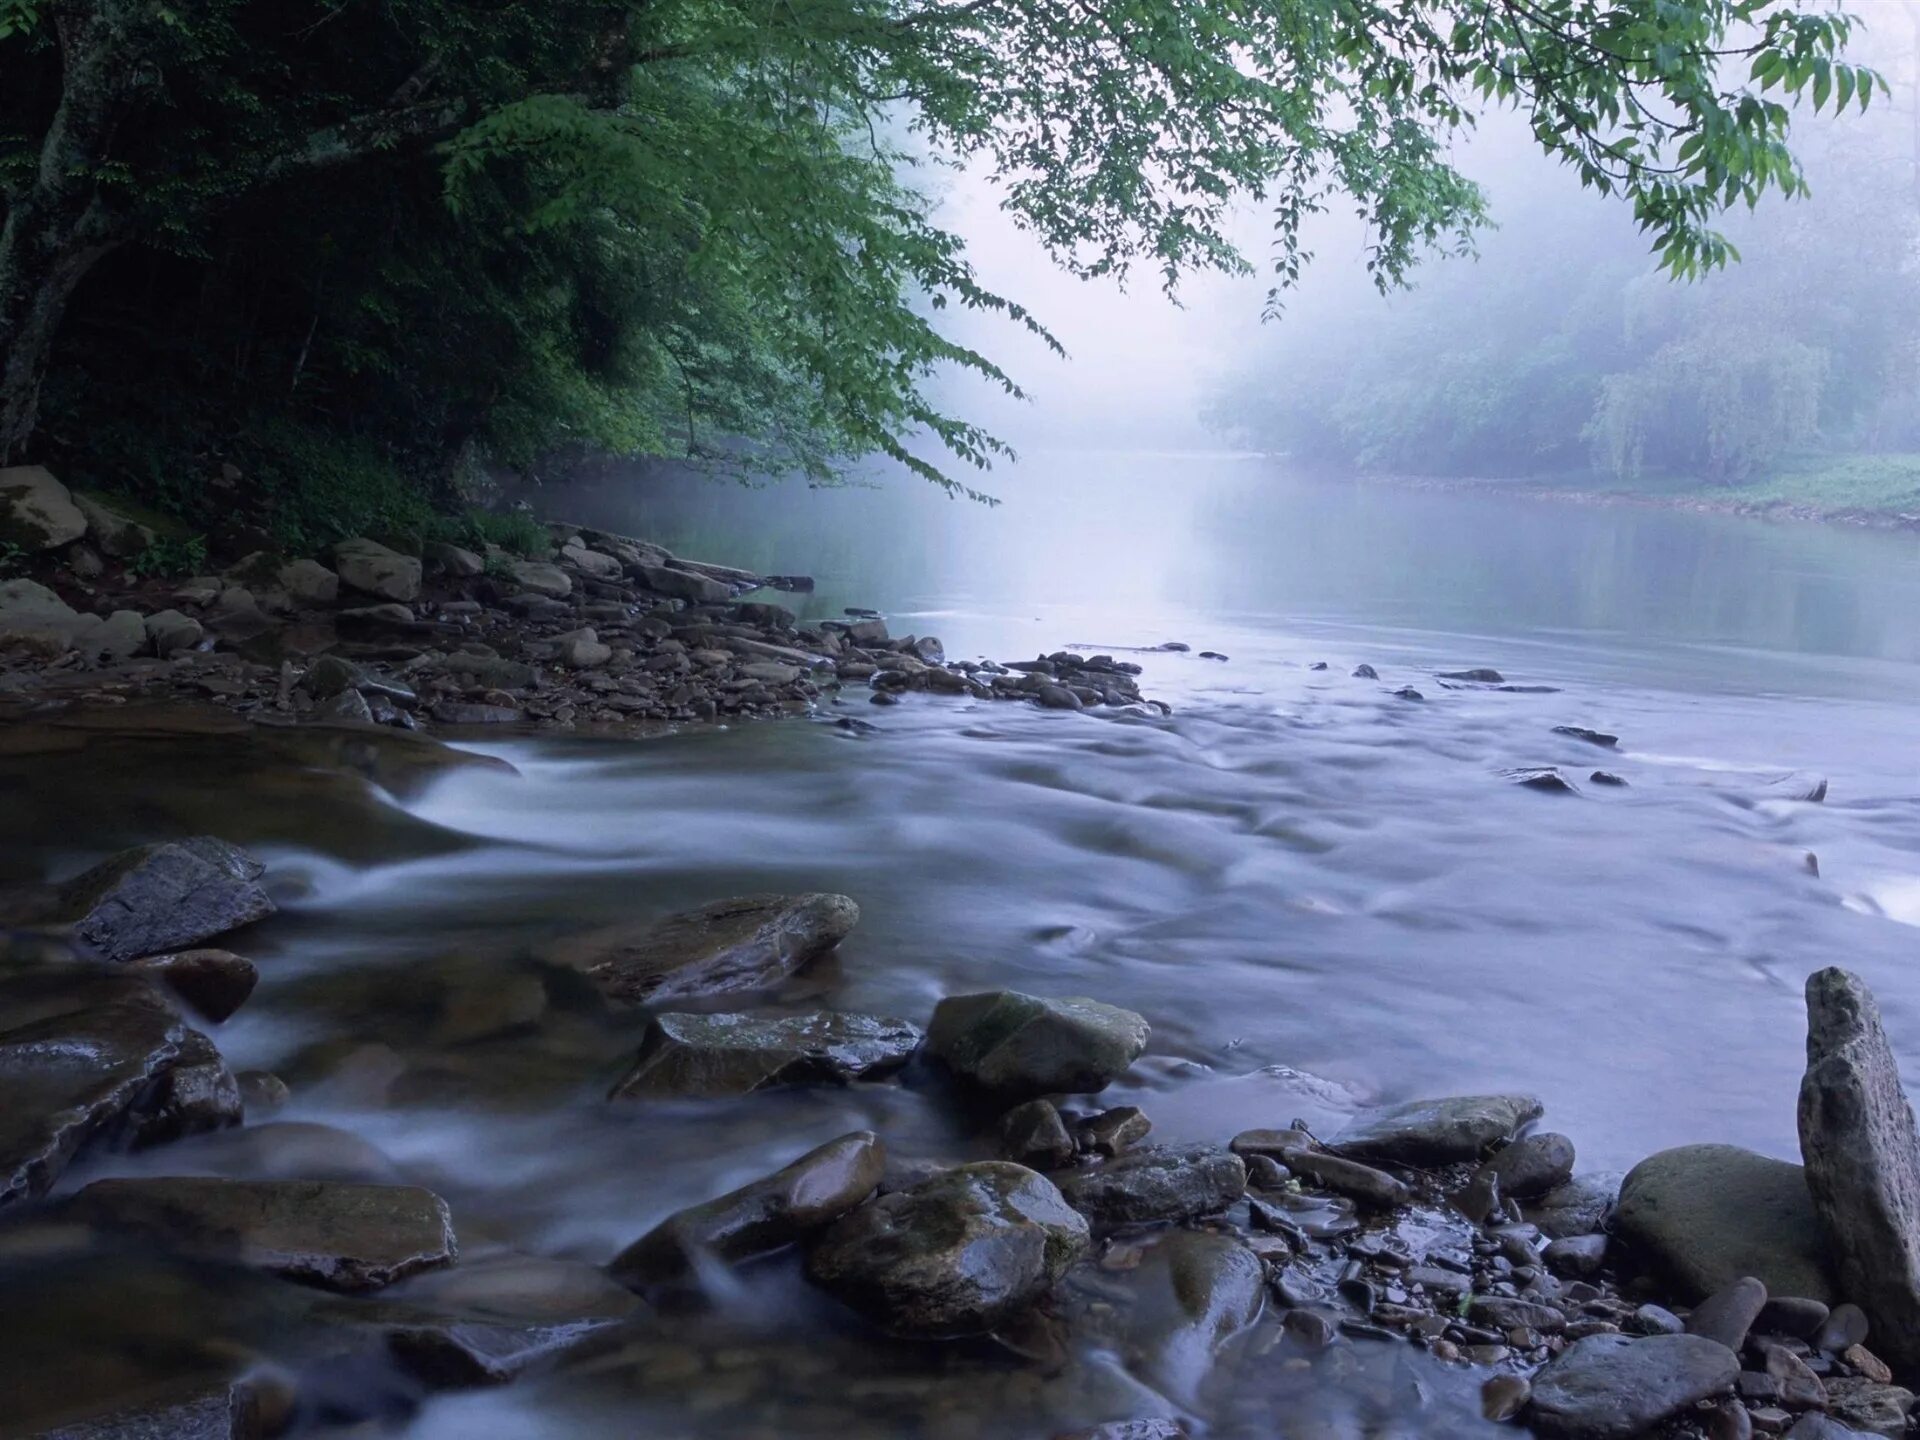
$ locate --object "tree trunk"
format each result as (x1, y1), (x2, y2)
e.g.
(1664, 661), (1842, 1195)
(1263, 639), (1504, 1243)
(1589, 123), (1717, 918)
(0, 3), (144, 464)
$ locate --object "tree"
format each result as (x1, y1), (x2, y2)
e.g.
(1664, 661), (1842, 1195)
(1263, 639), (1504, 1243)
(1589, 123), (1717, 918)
(0, 0), (1886, 504)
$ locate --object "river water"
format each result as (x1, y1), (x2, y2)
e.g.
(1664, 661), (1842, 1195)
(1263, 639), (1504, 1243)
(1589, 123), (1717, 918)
(9, 453), (1920, 1437)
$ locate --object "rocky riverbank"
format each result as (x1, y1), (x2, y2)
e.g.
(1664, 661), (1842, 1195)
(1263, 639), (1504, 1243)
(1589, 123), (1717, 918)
(0, 465), (1164, 732)
(4, 827), (1918, 1439)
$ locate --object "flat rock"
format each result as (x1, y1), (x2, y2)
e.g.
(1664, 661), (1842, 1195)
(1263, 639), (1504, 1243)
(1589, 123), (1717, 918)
(65, 1177), (455, 1291)
(610, 1130), (885, 1289)
(0, 837), (273, 963)
(508, 560), (571, 599)
(925, 991), (1149, 1100)
(609, 1011), (922, 1098)
(551, 893), (859, 1005)
(333, 538), (421, 603)
(805, 1161), (1089, 1337)
(0, 974), (236, 1205)
(0, 465), (87, 549)
(1330, 1094), (1543, 1165)
(1616, 1145), (1835, 1302)
(124, 948), (258, 1022)
(634, 563), (730, 605)
(1797, 967), (1920, 1372)
(1056, 1144), (1246, 1232)
(1528, 1332), (1740, 1438)
(1823, 1378), (1914, 1436)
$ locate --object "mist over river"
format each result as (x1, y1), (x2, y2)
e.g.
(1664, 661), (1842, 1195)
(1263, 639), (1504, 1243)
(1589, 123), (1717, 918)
(10, 452), (1920, 1437)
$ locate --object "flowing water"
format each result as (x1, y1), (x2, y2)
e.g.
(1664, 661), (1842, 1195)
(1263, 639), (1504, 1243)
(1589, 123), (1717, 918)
(9, 454), (1920, 1437)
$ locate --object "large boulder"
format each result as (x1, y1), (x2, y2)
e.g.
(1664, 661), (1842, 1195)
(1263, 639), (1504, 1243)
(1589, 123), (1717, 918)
(806, 1161), (1089, 1337)
(332, 538), (421, 603)
(0, 578), (99, 653)
(1329, 1093), (1543, 1165)
(609, 1130), (884, 1288)
(609, 1011), (922, 1099)
(634, 563), (731, 605)
(0, 465), (87, 550)
(278, 558), (340, 606)
(1056, 1144), (1247, 1232)
(72, 492), (156, 557)
(547, 893), (859, 1005)
(507, 560), (571, 599)
(2, 837), (275, 962)
(142, 609), (204, 658)
(0, 973), (239, 1205)
(1798, 967), (1920, 1371)
(65, 1177), (456, 1291)
(1527, 1332), (1739, 1438)
(924, 991), (1149, 1100)
(1615, 1144), (1835, 1301)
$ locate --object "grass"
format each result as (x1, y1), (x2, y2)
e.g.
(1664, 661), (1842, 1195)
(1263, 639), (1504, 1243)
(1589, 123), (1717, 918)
(1528, 453), (1920, 518)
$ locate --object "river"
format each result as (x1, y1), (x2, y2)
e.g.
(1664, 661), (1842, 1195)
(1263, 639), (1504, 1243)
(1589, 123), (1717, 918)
(8, 453), (1920, 1437)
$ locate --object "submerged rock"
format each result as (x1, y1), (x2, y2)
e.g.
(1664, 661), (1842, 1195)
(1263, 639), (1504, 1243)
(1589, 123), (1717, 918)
(1527, 1332), (1739, 1438)
(1553, 725), (1620, 749)
(924, 991), (1149, 1100)
(125, 948), (258, 1022)
(1797, 967), (1920, 1372)
(610, 1131), (885, 1289)
(1, 836), (274, 962)
(1056, 1144), (1246, 1232)
(609, 1011), (922, 1098)
(551, 893), (860, 1005)
(1330, 1094), (1543, 1166)
(806, 1161), (1089, 1337)
(1117, 1231), (1264, 1405)
(64, 1177), (456, 1291)
(1615, 1144), (1834, 1301)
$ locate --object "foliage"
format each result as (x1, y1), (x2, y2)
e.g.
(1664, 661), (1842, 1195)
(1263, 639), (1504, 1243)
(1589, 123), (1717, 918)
(421, 508), (551, 560)
(0, 0), (1883, 518)
(128, 534), (209, 579)
(0, 539), (25, 576)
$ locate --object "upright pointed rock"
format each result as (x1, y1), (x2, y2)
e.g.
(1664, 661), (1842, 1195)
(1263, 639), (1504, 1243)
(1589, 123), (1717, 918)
(1798, 966), (1920, 1372)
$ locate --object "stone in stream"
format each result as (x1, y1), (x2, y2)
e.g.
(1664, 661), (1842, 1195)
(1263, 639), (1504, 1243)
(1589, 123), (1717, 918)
(924, 990), (1149, 1100)
(1529, 1172), (1621, 1238)
(547, 893), (860, 1005)
(1056, 1144), (1246, 1233)
(64, 1177), (456, 1291)
(1509, 766), (1579, 794)
(1526, 1332), (1740, 1438)
(0, 836), (275, 963)
(1553, 725), (1620, 748)
(1796, 966), (1920, 1373)
(1078, 1105), (1153, 1157)
(1329, 1093), (1543, 1166)
(1614, 1144), (1835, 1302)
(1277, 1146), (1412, 1209)
(124, 948), (258, 1022)
(1229, 1127), (1315, 1160)
(1476, 1131), (1576, 1198)
(608, 1011), (922, 1098)
(1439, 668), (1506, 683)
(1115, 1230), (1264, 1405)
(1685, 1276), (1768, 1352)
(0, 973), (239, 1205)
(387, 1318), (615, 1389)
(333, 537), (422, 602)
(805, 1160), (1088, 1337)
(609, 1131), (884, 1289)
(1001, 1098), (1076, 1170)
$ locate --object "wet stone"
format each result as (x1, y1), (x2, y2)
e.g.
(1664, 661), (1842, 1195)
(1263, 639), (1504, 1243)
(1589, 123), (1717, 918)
(1056, 1144), (1247, 1233)
(1331, 1094), (1543, 1166)
(1000, 1099), (1075, 1170)
(1816, 1302), (1869, 1354)
(1116, 1230), (1264, 1405)
(1279, 1145), (1413, 1209)
(609, 1011), (922, 1098)
(1687, 1276), (1769, 1352)
(1479, 1132), (1576, 1198)
(925, 990), (1149, 1101)
(3, 837), (274, 962)
(1545, 1234), (1608, 1277)
(804, 1160), (1089, 1337)
(1482, 1373), (1531, 1421)
(124, 948), (258, 1022)
(1078, 1105), (1152, 1157)
(610, 1131), (884, 1288)
(1529, 1172), (1621, 1238)
(1757, 1296), (1830, 1341)
(1527, 1332), (1741, 1439)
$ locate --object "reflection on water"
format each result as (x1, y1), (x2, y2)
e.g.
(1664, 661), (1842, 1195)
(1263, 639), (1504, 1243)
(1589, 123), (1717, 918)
(9, 453), (1920, 1436)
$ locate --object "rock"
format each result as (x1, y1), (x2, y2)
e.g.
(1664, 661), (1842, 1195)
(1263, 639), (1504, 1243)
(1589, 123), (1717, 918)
(144, 609), (204, 657)
(1278, 1146), (1412, 1208)
(0, 465), (87, 549)
(1330, 1094), (1543, 1165)
(1483, 1374), (1532, 1421)
(429, 701), (523, 724)
(0, 974), (237, 1204)
(126, 948), (258, 1022)
(238, 1070), (291, 1117)
(557, 628), (612, 669)
(1531, 1172), (1621, 1238)
(1616, 1145), (1835, 1301)
(634, 563), (730, 605)
(396, 1251), (639, 1323)
(1797, 967), (1920, 1372)
(1786, 1415), (1882, 1440)
(610, 1131), (884, 1288)
(740, 660), (800, 685)
(423, 541), (483, 577)
(805, 1161), (1089, 1337)
(332, 538), (421, 602)
(1470, 1296), (1568, 1333)
(71, 491), (156, 557)
(1056, 1144), (1246, 1232)
(1687, 1276), (1769, 1351)
(1352, 664), (1378, 679)
(1590, 771), (1630, 787)
(1816, 1302), (1869, 1353)
(429, 971), (547, 1046)
(278, 559), (339, 606)
(1509, 766), (1579, 793)
(0, 577), (98, 652)
(1527, 1332), (1740, 1438)
(1001, 1099), (1076, 1169)
(1079, 1105), (1152, 1157)
(1119, 1231), (1264, 1404)
(550, 893), (859, 1005)
(507, 560), (571, 599)
(1440, 668), (1505, 683)
(1545, 1234), (1609, 1277)
(1842, 1343), (1892, 1384)
(64, 1177), (456, 1291)
(1552, 725), (1619, 748)
(1632, 1304), (1686, 1336)
(1478, 1132), (1576, 1198)
(559, 541), (623, 582)
(1823, 1378), (1914, 1436)
(19, 836), (275, 962)
(1037, 683), (1084, 710)
(387, 1319), (609, 1388)
(1055, 1425), (1186, 1440)
(1757, 1296), (1830, 1340)
(608, 1011), (922, 1098)
(1230, 1127), (1315, 1159)
(924, 991), (1149, 1100)
(1765, 1344), (1828, 1409)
